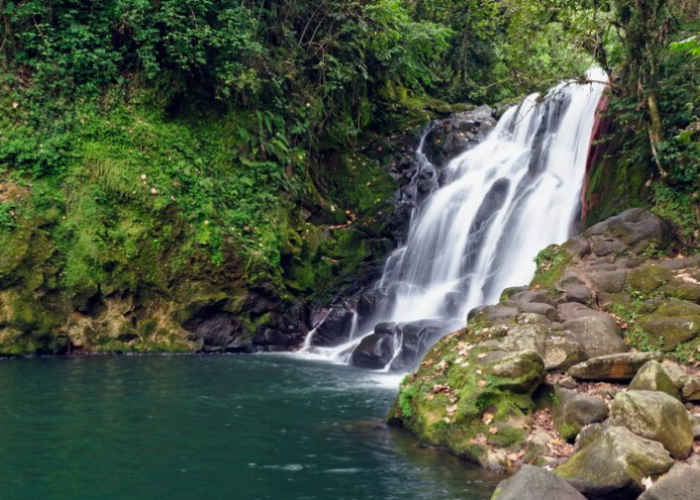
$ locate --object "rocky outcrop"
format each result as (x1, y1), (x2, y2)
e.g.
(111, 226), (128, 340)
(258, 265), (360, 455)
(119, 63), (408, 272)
(389, 209), (700, 490)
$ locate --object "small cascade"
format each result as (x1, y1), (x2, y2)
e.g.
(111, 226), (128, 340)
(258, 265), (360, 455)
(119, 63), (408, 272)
(301, 68), (608, 371)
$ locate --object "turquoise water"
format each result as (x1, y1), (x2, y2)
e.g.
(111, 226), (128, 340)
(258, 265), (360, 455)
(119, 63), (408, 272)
(0, 354), (501, 500)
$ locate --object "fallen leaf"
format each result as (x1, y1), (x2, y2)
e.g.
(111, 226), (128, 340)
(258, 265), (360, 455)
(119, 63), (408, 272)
(477, 379), (487, 388)
(489, 427), (498, 435)
(482, 413), (494, 425)
(446, 404), (458, 416)
(477, 353), (487, 359)
(641, 477), (654, 490)
(426, 394), (434, 401)
(443, 417), (451, 424)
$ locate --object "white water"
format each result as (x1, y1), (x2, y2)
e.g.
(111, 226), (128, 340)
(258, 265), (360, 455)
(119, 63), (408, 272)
(302, 69), (608, 368)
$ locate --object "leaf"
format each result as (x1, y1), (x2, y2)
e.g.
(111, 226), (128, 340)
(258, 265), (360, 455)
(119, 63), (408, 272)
(477, 379), (487, 388)
(489, 427), (498, 435)
(446, 404), (458, 416)
(482, 413), (494, 425)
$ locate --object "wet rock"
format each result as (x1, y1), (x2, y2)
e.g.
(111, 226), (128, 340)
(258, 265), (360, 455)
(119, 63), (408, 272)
(350, 333), (395, 370)
(639, 463), (700, 500)
(424, 105), (497, 166)
(491, 465), (587, 500)
(552, 387), (609, 441)
(568, 352), (663, 381)
(184, 312), (248, 349)
(628, 360), (681, 399)
(310, 306), (355, 347)
(609, 390), (694, 459)
(389, 319), (449, 371)
(356, 290), (389, 323)
(555, 425), (674, 499)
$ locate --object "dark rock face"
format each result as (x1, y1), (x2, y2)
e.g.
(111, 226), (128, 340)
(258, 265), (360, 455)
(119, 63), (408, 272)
(389, 319), (450, 371)
(423, 105), (498, 167)
(582, 208), (672, 257)
(492, 465), (587, 500)
(184, 312), (248, 352)
(350, 332), (395, 370)
(310, 305), (356, 347)
(348, 319), (450, 371)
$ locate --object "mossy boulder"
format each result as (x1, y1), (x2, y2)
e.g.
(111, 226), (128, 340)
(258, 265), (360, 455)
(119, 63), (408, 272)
(388, 329), (545, 470)
(639, 463), (700, 500)
(627, 265), (673, 294)
(628, 360), (681, 399)
(552, 388), (609, 442)
(637, 299), (700, 351)
(609, 390), (694, 459)
(555, 425), (673, 499)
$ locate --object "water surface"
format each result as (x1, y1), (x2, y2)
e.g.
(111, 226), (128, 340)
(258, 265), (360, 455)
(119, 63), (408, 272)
(0, 354), (501, 500)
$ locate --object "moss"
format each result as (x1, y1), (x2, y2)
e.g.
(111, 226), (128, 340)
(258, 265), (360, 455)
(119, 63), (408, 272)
(531, 245), (571, 290)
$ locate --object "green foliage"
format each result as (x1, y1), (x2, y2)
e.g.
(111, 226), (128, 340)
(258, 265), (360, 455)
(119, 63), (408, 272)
(398, 379), (418, 418)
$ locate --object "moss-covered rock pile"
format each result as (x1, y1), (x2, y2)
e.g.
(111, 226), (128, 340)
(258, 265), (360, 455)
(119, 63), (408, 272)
(389, 208), (700, 499)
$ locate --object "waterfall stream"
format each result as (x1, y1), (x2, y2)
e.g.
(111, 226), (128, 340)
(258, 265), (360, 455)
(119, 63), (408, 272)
(302, 69), (608, 370)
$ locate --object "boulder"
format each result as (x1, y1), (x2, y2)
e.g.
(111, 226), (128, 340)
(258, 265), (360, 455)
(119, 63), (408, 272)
(563, 285), (593, 306)
(310, 306), (355, 347)
(489, 350), (545, 393)
(627, 265), (673, 294)
(491, 465), (587, 500)
(609, 390), (694, 459)
(639, 463), (700, 500)
(516, 301), (558, 321)
(388, 319), (449, 371)
(569, 352), (663, 381)
(555, 425), (673, 499)
(590, 270), (628, 294)
(562, 315), (628, 359)
(510, 291), (557, 307)
(553, 388), (609, 441)
(628, 360), (681, 399)
(681, 376), (700, 402)
(582, 208), (671, 255)
(543, 334), (584, 371)
(349, 333), (395, 369)
(636, 299), (700, 351)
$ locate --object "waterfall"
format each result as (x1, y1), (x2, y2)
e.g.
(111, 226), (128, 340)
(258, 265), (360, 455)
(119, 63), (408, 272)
(301, 68), (608, 370)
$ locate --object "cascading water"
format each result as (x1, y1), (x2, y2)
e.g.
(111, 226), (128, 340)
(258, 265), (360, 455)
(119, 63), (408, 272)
(302, 68), (608, 370)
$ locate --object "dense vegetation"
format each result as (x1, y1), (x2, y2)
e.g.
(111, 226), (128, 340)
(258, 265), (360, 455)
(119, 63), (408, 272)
(0, 0), (697, 354)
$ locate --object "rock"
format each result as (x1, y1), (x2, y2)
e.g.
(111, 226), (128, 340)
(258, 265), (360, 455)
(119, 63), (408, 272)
(639, 463), (700, 500)
(628, 265), (673, 294)
(681, 376), (700, 402)
(510, 291), (558, 307)
(470, 303), (519, 324)
(568, 352), (663, 381)
(556, 375), (579, 390)
(590, 270), (628, 294)
(555, 425), (673, 499)
(582, 208), (671, 255)
(349, 333), (395, 369)
(356, 290), (389, 324)
(628, 360), (681, 399)
(183, 312), (248, 349)
(637, 299), (700, 351)
(553, 388), (609, 441)
(609, 390), (694, 459)
(516, 301), (558, 321)
(562, 315), (628, 359)
(388, 319), (449, 371)
(543, 334), (584, 371)
(688, 455), (700, 469)
(489, 350), (545, 393)
(310, 306), (355, 347)
(424, 105), (497, 165)
(563, 285), (593, 306)
(491, 465), (587, 500)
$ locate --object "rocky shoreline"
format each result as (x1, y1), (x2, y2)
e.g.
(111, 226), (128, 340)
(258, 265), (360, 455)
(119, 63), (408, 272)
(388, 208), (700, 500)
